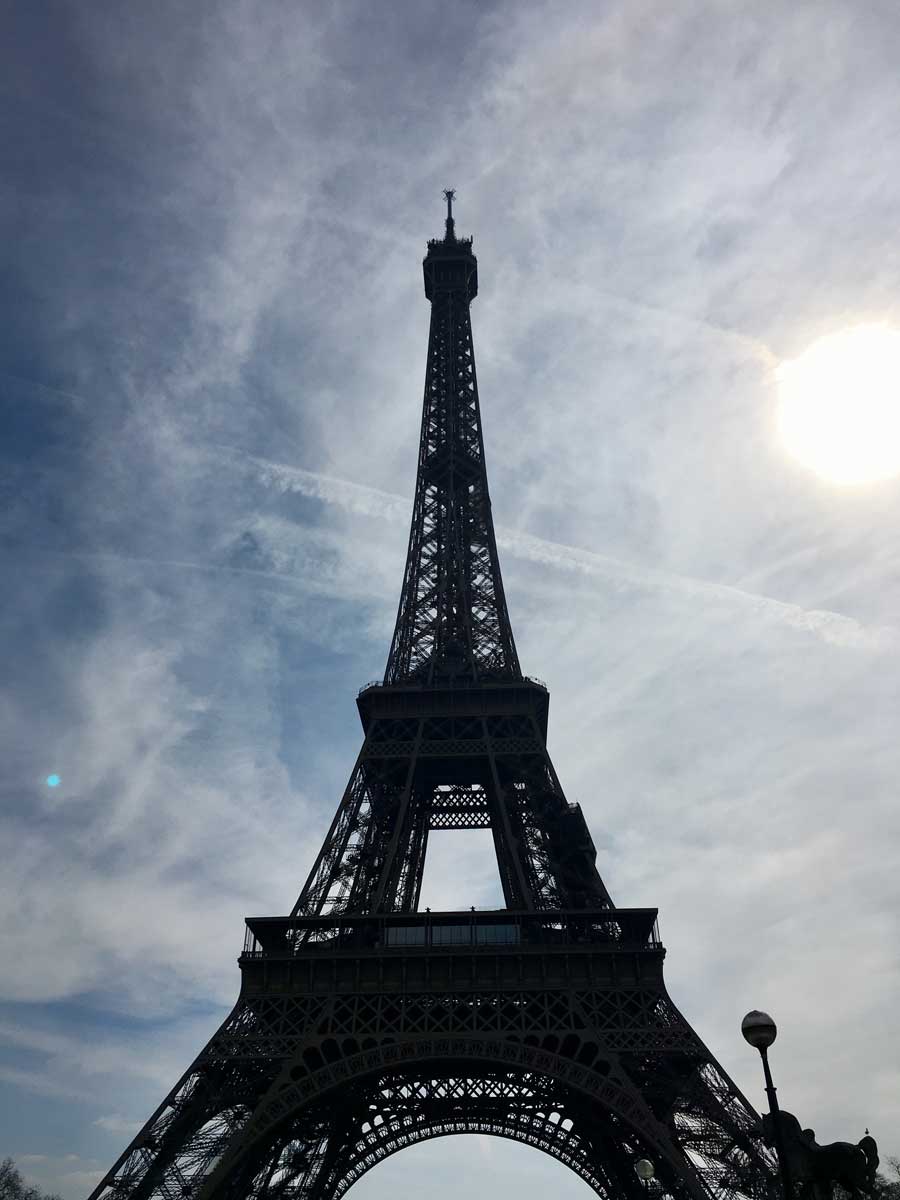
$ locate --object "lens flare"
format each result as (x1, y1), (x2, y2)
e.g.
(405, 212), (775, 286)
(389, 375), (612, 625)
(776, 324), (900, 485)
(46, 774), (61, 787)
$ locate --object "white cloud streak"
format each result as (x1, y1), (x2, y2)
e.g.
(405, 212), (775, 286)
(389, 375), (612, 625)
(224, 447), (897, 650)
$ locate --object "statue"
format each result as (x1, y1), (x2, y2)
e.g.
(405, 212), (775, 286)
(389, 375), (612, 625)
(762, 1111), (879, 1200)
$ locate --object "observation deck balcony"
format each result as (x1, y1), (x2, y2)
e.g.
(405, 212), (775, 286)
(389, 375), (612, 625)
(356, 676), (550, 738)
(242, 907), (661, 958)
(238, 908), (665, 997)
(357, 675), (548, 697)
(236, 902), (667, 998)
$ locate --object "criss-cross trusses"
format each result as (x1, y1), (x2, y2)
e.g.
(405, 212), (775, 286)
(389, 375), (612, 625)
(90, 1016), (774, 1200)
(290, 701), (614, 918)
(385, 229), (519, 685)
(224, 1069), (668, 1200)
(291, 215), (607, 920)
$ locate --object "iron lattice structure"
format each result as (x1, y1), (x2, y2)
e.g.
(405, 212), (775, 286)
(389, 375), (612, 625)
(91, 194), (776, 1200)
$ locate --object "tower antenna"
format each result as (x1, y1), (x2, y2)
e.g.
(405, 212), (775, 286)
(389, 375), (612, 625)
(443, 187), (456, 239)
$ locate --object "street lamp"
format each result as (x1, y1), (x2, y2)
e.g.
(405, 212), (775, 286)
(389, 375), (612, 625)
(741, 1010), (793, 1200)
(634, 1160), (655, 1183)
(634, 1158), (655, 1195)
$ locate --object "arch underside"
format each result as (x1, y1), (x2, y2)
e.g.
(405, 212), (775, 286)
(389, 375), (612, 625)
(228, 1067), (679, 1200)
(90, 1016), (774, 1200)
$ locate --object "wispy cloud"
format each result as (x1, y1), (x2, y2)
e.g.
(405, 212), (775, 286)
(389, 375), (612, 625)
(0, 1065), (87, 1103)
(93, 1116), (142, 1137)
(223, 447), (897, 650)
(58, 1170), (104, 1191)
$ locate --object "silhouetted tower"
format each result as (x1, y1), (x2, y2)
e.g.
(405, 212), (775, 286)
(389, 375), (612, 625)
(90, 195), (775, 1200)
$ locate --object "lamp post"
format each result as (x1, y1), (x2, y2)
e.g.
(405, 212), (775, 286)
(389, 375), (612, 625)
(634, 1159), (655, 1195)
(741, 1010), (793, 1200)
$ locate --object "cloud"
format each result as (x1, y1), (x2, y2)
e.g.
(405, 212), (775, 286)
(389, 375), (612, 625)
(0, 607), (313, 1010)
(59, 1171), (105, 1191)
(93, 1116), (143, 1137)
(0, 1065), (87, 1103)
(226, 447), (897, 651)
(0, 1022), (168, 1090)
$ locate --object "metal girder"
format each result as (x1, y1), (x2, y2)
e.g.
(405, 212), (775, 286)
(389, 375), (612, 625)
(289, 707), (611, 918)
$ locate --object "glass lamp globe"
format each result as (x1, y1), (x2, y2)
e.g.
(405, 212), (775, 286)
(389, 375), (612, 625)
(741, 1010), (777, 1050)
(635, 1159), (655, 1182)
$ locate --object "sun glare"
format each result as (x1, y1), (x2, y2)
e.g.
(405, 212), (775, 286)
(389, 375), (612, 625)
(776, 323), (900, 485)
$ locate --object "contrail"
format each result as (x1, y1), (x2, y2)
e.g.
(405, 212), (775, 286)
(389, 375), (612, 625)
(0, 370), (89, 407)
(587, 284), (779, 368)
(13, 547), (381, 604)
(220, 448), (897, 652)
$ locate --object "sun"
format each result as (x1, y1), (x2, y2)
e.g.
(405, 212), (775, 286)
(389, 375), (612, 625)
(775, 323), (900, 485)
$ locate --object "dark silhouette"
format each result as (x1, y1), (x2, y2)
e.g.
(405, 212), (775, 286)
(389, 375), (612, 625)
(92, 198), (779, 1200)
(763, 1113), (879, 1200)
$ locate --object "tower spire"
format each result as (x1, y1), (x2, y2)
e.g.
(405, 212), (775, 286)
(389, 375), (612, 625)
(443, 187), (456, 240)
(385, 193), (519, 685)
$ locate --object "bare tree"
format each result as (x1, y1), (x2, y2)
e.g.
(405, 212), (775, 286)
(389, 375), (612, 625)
(0, 1159), (62, 1200)
(875, 1157), (900, 1200)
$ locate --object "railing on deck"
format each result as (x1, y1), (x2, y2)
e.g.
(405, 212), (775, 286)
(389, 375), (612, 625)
(358, 675), (548, 697)
(242, 907), (661, 959)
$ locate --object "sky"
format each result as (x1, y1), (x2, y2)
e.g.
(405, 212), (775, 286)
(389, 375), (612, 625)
(2, 2), (899, 1197)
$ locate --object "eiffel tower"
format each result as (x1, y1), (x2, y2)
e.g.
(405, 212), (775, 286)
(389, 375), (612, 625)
(91, 193), (775, 1200)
